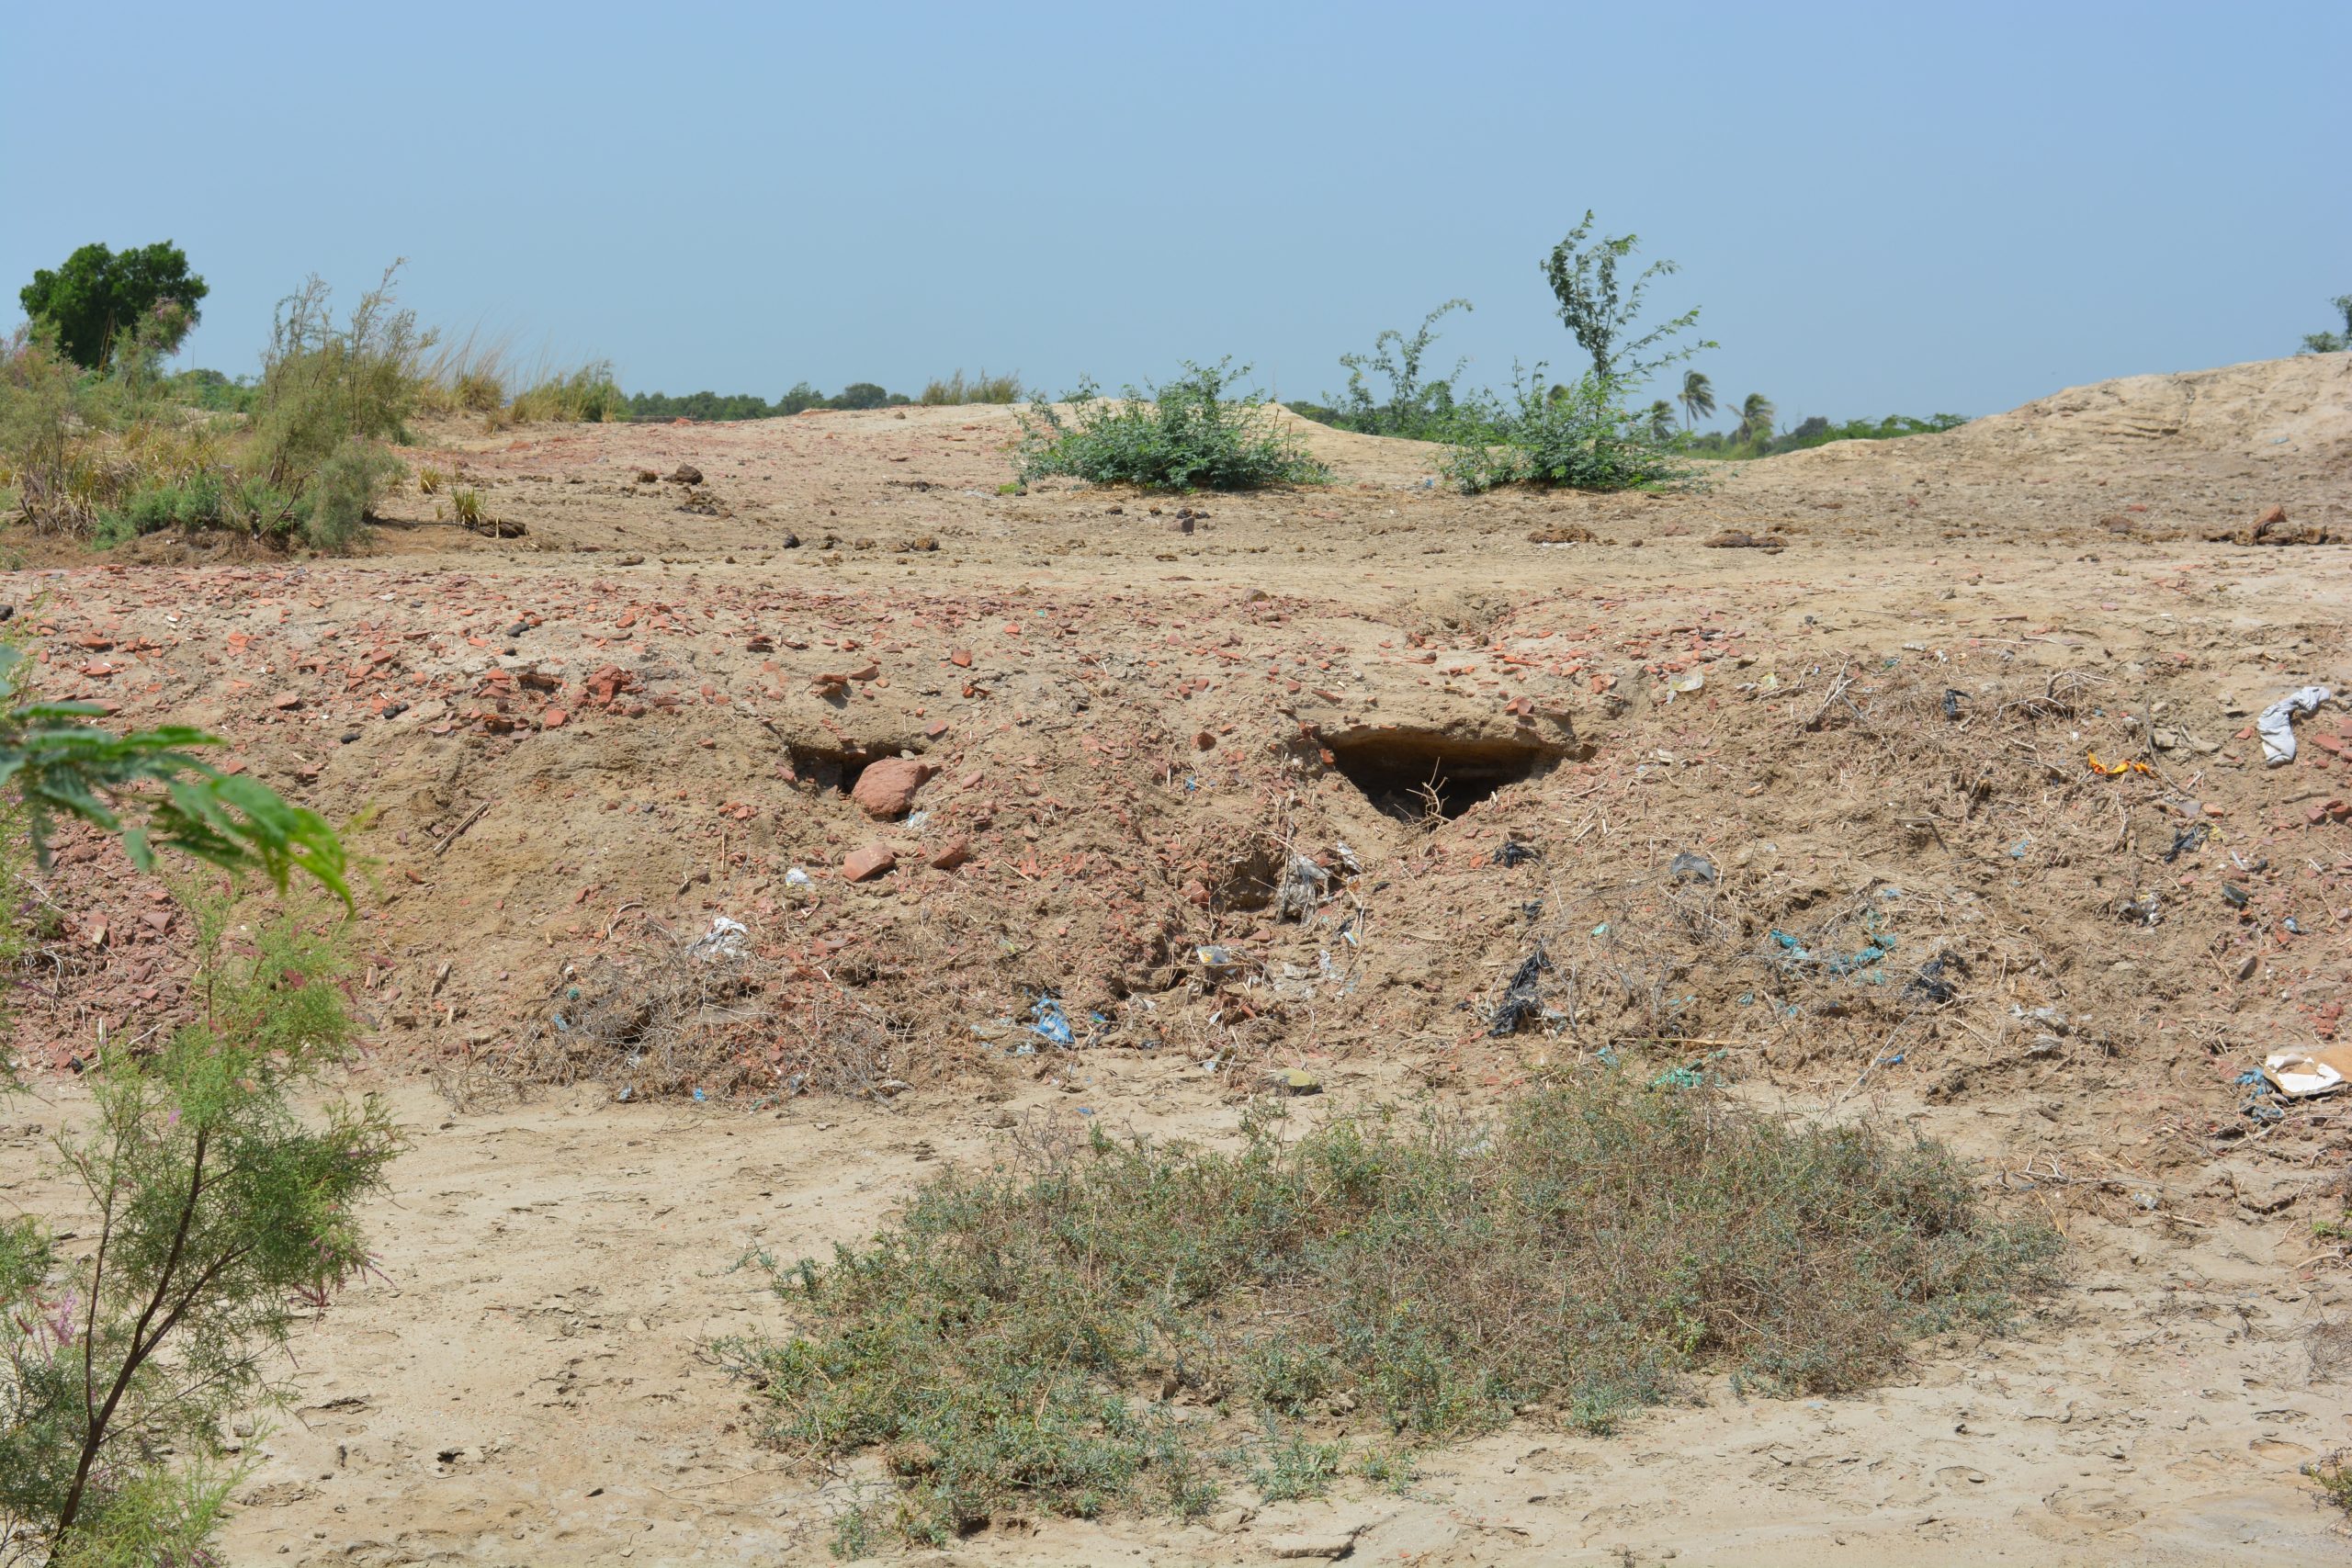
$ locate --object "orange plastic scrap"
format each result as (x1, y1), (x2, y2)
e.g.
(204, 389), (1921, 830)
(2086, 751), (2152, 776)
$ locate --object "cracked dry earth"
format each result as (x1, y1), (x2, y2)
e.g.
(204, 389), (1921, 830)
(4, 351), (2350, 1564)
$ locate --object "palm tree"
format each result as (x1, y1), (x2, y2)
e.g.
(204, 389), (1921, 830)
(1737, 391), (1776, 445)
(1645, 400), (1677, 442)
(1679, 369), (1715, 430)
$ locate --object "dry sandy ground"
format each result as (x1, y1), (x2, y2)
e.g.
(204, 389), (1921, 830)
(4, 353), (2350, 1564)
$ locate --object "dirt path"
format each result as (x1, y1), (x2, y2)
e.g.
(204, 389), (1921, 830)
(4, 353), (2348, 1563)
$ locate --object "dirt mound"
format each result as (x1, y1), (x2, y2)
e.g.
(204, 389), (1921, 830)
(6, 358), (2351, 1566)
(1775, 353), (2351, 473)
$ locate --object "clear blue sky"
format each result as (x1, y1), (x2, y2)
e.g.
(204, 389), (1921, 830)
(4, 1), (2344, 427)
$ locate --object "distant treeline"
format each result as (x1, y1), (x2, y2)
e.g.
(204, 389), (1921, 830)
(626, 382), (911, 421)
(1684, 412), (1965, 459)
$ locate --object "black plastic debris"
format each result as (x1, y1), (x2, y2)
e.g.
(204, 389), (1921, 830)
(1492, 840), (1540, 868)
(1488, 946), (1552, 1037)
(1668, 852), (1718, 885)
(1941, 689), (1964, 720)
(2162, 822), (2210, 863)
(1903, 951), (1967, 1004)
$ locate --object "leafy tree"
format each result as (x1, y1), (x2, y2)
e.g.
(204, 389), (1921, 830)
(18, 243), (209, 371)
(1679, 369), (1715, 430)
(775, 381), (826, 415)
(830, 382), (912, 411)
(1645, 400), (1678, 442)
(1736, 391), (1776, 444)
(2301, 294), (2351, 355)
(1541, 213), (1713, 382)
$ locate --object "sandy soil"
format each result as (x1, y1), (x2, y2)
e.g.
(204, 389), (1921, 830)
(4, 352), (2349, 1564)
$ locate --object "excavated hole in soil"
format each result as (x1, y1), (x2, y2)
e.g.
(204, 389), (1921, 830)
(786, 743), (879, 795)
(1324, 732), (1566, 820)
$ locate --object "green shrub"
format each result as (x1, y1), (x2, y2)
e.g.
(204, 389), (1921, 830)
(718, 1071), (2056, 1544)
(1441, 370), (1690, 493)
(2300, 294), (2351, 355)
(99, 470), (229, 541)
(1542, 211), (1712, 382)
(3, 645), (373, 1561)
(920, 368), (1025, 405)
(249, 265), (432, 491)
(0, 906), (399, 1559)
(1016, 360), (1330, 491)
(1317, 299), (1473, 440)
(229, 474), (300, 539)
(166, 367), (260, 414)
(303, 439), (403, 550)
(2310, 1450), (2352, 1513)
(509, 361), (627, 423)
(0, 331), (93, 531)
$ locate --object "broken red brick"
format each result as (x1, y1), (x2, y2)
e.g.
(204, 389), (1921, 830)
(842, 843), (898, 882)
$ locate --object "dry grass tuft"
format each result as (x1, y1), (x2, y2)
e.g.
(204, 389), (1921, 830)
(717, 1071), (2058, 1545)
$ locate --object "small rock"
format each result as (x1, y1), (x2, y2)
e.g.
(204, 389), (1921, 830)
(542, 707), (569, 729)
(842, 843), (899, 882)
(1264, 1067), (1322, 1096)
(1267, 1533), (1360, 1560)
(667, 464), (703, 485)
(850, 758), (934, 819)
(928, 837), (972, 872)
(271, 692), (302, 710)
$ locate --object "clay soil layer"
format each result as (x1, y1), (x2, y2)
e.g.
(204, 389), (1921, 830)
(5, 353), (2350, 1564)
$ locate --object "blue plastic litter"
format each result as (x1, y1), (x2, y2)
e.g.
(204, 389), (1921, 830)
(552, 1013), (570, 1032)
(1770, 916), (1894, 982)
(2237, 1068), (2286, 1123)
(692, 1088), (707, 1102)
(1029, 995), (1074, 1046)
